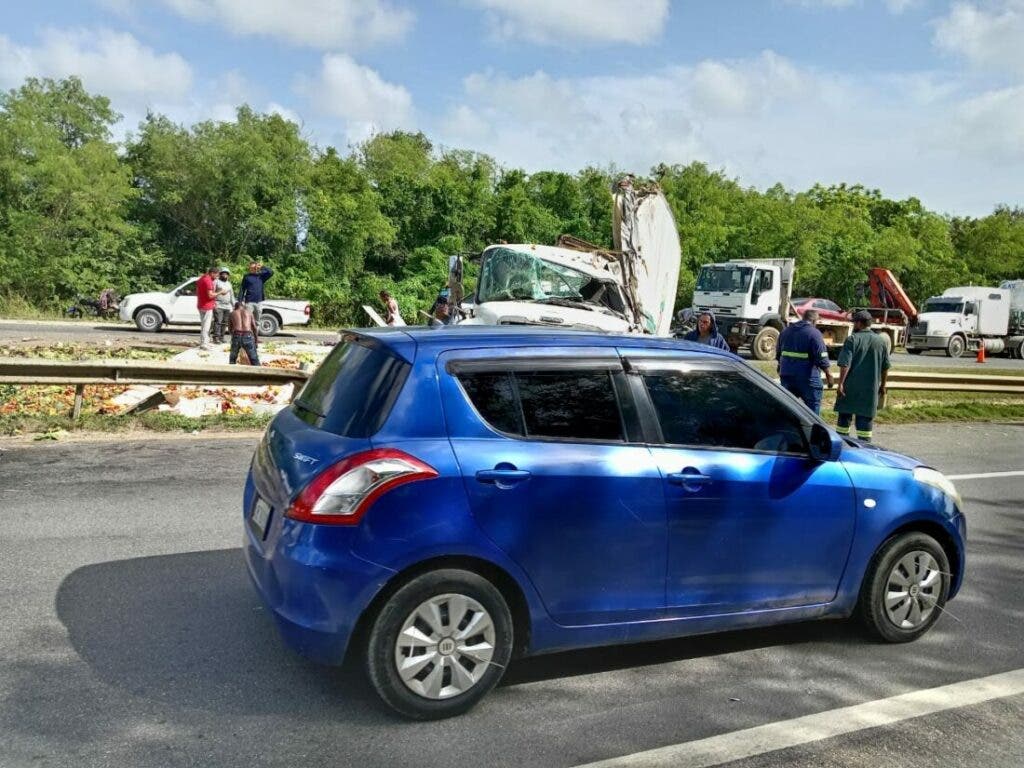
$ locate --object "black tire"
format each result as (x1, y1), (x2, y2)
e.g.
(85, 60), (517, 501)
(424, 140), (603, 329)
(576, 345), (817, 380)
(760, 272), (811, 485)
(134, 307), (163, 333)
(258, 312), (280, 337)
(751, 326), (779, 361)
(946, 335), (965, 358)
(907, 348), (923, 355)
(366, 569), (513, 720)
(858, 532), (950, 643)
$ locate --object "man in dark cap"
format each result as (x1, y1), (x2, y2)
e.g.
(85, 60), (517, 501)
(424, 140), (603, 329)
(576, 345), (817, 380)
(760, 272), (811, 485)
(834, 310), (890, 442)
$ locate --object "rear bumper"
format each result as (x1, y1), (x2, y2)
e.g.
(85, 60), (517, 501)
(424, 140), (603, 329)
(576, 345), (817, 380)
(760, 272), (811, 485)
(244, 515), (394, 666)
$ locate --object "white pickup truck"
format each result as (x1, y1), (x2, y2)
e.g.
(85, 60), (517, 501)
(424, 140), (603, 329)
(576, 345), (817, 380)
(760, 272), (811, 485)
(119, 276), (311, 336)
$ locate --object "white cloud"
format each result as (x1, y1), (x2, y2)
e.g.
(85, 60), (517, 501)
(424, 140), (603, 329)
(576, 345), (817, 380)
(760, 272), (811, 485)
(934, 1), (1024, 77)
(883, 0), (922, 13)
(784, 0), (858, 8)
(0, 28), (192, 102)
(465, 0), (668, 45)
(953, 85), (1024, 161)
(267, 101), (302, 125)
(159, 0), (413, 49)
(296, 54), (413, 142)
(785, 0), (924, 12)
(436, 52), (1024, 215)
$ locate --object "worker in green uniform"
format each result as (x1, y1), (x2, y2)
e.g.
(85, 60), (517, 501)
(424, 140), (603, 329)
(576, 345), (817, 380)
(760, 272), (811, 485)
(835, 310), (890, 442)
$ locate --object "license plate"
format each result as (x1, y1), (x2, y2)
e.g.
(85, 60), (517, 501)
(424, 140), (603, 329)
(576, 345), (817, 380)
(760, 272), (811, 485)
(251, 497), (272, 538)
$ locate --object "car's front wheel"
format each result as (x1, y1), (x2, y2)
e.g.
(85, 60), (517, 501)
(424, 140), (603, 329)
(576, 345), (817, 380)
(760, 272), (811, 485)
(859, 532), (950, 643)
(366, 569), (513, 720)
(134, 307), (163, 333)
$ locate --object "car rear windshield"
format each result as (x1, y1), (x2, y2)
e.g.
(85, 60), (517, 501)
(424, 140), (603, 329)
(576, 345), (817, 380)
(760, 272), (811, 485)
(293, 337), (409, 437)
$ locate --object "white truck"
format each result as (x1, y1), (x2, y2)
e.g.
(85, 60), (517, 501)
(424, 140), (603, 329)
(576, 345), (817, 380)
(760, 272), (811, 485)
(692, 258), (907, 360)
(452, 179), (682, 336)
(906, 284), (1024, 358)
(119, 276), (311, 337)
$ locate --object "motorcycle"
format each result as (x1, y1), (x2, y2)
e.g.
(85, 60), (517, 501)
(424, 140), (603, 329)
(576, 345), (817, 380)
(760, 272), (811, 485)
(66, 289), (120, 320)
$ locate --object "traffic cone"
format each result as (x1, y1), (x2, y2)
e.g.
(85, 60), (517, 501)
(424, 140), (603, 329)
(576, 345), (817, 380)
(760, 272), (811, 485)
(976, 344), (986, 363)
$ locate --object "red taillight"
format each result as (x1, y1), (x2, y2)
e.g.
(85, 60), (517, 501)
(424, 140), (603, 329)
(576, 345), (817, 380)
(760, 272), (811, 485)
(285, 448), (437, 525)
(304, 304), (311, 316)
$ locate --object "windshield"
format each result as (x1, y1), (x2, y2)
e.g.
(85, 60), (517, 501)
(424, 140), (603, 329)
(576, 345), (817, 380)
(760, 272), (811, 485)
(924, 299), (965, 314)
(696, 266), (753, 293)
(477, 248), (593, 303)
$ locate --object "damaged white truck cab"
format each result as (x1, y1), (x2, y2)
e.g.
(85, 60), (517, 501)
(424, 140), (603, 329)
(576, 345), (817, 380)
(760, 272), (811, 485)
(460, 181), (682, 336)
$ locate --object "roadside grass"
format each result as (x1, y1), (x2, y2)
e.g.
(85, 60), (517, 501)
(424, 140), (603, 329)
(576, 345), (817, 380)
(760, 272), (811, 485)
(0, 410), (273, 438)
(0, 294), (67, 320)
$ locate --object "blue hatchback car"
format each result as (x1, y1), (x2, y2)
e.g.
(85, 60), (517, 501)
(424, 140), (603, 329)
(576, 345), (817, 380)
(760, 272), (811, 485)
(244, 327), (966, 719)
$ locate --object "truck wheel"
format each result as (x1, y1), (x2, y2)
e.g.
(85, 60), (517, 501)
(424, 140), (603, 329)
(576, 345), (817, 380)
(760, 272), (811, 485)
(875, 331), (893, 356)
(946, 335), (965, 358)
(258, 313), (280, 337)
(134, 308), (163, 333)
(752, 326), (779, 361)
(907, 348), (923, 355)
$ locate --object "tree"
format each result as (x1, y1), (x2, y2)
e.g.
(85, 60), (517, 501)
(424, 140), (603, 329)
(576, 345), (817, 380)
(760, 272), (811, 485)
(0, 77), (153, 306)
(127, 107), (312, 282)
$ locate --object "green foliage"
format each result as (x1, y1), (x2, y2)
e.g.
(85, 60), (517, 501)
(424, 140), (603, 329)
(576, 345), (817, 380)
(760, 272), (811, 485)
(0, 76), (1020, 328)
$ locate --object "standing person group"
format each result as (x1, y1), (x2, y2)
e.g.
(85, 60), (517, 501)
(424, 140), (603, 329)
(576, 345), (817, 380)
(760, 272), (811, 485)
(776, 309), (834, 414)
(194, 262), (271, 365)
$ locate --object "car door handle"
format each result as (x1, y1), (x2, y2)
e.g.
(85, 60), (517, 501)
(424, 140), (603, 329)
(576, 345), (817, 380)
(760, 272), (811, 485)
(667, 470), (712, 486)
(475, 467), (531, 486)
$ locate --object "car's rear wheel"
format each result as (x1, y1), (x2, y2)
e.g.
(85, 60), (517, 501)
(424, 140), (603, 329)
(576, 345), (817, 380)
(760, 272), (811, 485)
(366, 569), (513, 720)
(859, 532), (950, 643)
(258, 312), (280, 337)
(134, 307), (163, 333)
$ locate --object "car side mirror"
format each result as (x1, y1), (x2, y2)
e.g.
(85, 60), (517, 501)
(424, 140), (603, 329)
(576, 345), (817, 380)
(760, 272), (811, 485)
(808, 423), (842, 462)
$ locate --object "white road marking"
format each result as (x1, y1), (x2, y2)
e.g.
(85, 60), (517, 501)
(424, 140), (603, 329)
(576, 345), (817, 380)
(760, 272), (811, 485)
(574, 668), (1024, 768)
(946, 470), (1024, 481)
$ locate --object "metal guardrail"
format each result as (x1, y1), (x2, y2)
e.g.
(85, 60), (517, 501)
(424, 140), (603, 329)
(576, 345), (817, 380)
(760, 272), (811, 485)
(885, 371), (1024, 394)
(0, 359), (310, 417)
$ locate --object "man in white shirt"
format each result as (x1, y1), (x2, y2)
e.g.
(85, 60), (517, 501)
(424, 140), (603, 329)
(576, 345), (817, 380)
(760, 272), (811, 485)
(212, 268), (235, 344)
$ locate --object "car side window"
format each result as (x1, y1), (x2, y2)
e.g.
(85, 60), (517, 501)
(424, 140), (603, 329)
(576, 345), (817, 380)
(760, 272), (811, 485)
(642, 369), (806, 454)
(458, 372), (522, 435)
(457, 368), (624, 442)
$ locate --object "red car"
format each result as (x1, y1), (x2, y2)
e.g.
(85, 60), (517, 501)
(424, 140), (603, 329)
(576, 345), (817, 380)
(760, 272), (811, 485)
(791, 297), (848, 322)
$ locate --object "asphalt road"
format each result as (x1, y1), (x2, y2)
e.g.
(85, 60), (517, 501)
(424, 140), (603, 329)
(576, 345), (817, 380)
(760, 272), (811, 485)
(3, 319), (1023, 369)
(1, 423), (1022, 767)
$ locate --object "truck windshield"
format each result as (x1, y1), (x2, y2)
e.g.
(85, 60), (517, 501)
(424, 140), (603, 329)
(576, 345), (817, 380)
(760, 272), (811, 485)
(477, 247), (592, 303)
(696, 266), (753, 293)
(924, 299), (965, 313)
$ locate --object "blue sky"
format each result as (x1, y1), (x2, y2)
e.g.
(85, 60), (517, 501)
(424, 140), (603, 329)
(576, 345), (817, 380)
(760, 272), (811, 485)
(2, 1), (1023, 215)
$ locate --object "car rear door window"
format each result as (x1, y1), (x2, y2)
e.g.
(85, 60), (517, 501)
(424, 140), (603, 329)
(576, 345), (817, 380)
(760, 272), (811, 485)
(458, 372), (522, 435)
(457, 368), (624, 442)
(642, 369), (806, 453)
(516, 370), (623, 441)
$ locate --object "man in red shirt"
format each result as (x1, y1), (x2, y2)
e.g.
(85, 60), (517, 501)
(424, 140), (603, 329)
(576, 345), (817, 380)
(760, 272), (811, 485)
(196, 266), (218, 349)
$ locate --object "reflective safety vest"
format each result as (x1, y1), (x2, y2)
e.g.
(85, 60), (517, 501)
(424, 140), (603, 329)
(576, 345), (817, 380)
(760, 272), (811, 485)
(777, 320), (830, 386)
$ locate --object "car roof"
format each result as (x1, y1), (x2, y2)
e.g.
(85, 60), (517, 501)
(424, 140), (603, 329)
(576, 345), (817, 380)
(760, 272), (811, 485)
(341, 325), (739, 363)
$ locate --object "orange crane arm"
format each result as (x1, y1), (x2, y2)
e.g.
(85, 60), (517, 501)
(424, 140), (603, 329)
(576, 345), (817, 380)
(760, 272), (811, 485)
(867, 268), (918, 326)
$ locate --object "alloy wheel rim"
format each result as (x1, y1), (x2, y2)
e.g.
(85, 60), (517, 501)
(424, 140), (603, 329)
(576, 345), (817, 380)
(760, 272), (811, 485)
(884, 550), (941, 629)
(394, 593), (496, 700)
